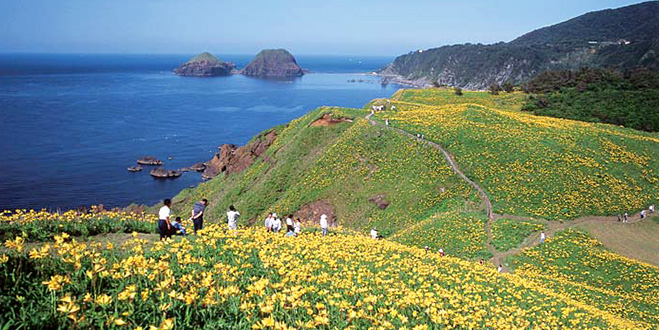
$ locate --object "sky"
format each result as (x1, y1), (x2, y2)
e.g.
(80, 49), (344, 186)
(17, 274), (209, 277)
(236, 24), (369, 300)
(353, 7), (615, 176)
(0, 0), (650, 56)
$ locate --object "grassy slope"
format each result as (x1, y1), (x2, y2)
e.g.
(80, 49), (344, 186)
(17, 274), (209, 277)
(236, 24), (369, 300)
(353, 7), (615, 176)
(511, 229), (659, 327)
(575, 215), (659, 266)
(377, 88), (659, 219)
(170, 107), (484, 259)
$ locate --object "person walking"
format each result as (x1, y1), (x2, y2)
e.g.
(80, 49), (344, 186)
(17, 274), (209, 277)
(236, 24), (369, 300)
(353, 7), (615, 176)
(623, 212), (629, 223)
(189, 199), (208, 235)
(294, 218), (302, 236)
(320, 214), (329, 236)
(158, 199), (172, 240)
(227, 205), (240, 231)
(540, 231), (546, 244)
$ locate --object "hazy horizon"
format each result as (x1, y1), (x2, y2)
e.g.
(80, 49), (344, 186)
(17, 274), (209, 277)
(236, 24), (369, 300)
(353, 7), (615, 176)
(0, 0), (650, 56)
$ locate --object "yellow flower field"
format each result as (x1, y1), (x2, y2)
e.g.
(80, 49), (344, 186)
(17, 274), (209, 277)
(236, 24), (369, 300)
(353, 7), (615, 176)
(2, 224), (652, 329)
(375, 89), (659, 219)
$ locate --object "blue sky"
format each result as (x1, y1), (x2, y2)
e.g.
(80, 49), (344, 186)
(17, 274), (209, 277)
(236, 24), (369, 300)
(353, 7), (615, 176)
(0, 0), (648, 55)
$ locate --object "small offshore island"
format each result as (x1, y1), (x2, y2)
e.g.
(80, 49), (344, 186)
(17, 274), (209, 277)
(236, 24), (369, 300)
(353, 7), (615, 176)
(173, 48), (305, 78)
(172, 52), (236, 76)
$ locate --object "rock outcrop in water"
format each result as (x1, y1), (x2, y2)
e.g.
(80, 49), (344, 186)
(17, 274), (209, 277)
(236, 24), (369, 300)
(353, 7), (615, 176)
(202, 130), (277, 180)
(240, 49), (305, 77)
(174, 52), (236, 77)
(150, 167), (181, 179)
(137, 156), (163, 166)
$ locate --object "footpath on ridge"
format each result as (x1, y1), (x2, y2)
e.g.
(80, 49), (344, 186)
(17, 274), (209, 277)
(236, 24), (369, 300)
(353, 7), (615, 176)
(365, 109), (657, 271)
(365, 112), (499, 266)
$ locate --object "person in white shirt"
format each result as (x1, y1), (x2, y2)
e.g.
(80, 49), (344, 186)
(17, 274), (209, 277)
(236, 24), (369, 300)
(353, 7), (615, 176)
(370, 228), (378, 239)
(294, 218), (302, 236)
(272, 217), (282, 233)
(158, 199), (172, 240)
(640, 210), (647, 219)
(650, 204), (655, 213)
(540, 231), (546, 244)
(285, 215), (294, 232)
(264, 213), (273, 232)
(226, 205), (240, 231)
(320, 214), (329, 236)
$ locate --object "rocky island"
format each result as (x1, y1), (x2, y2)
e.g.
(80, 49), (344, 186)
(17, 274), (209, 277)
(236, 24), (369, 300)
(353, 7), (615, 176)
(173, 52), (236, 77)
(240, 49), (305, 77)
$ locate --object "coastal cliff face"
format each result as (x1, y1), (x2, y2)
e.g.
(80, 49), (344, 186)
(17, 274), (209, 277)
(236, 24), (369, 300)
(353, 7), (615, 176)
(173, 52), (236, 77)
(240, 49), (305, 77)
(380, 1), (659, 90)
(202, 130), (277, 180)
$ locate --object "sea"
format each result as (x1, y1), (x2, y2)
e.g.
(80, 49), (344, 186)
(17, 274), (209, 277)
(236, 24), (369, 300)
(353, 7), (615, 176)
(0, 53), (403, 211)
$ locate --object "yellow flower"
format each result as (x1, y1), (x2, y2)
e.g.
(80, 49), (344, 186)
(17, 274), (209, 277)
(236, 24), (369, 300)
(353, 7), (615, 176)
(4, 236), (25, 252)
(95, 294), (112, 307)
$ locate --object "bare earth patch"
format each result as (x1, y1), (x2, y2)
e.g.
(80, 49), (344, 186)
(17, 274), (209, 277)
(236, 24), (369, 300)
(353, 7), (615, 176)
(310, 113), (353, 127)
(294, 200), (336, 225)
(575, 217), (659, 267)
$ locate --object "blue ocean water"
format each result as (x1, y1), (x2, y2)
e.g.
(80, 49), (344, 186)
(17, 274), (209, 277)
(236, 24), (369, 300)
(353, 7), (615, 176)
(0, 54), (401, 210)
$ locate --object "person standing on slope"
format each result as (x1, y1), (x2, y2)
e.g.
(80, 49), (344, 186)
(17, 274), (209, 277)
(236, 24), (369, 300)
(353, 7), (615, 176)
(227, 205), (240, 231)
(320, 214), (329, 236)
(286, 214), (294, 233)
(370, 228), (378, 239)
(272, 215), (282, 233)
(294, 218), (302, 236)
(264, 213), (273, 232)
(158, 199), (172, 240)
(190, 198), (208, 235)
(540, 231), (546, 244)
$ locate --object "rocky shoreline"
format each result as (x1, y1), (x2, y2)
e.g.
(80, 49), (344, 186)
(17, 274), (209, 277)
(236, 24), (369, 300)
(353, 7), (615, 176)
(377, 73), (431, 88)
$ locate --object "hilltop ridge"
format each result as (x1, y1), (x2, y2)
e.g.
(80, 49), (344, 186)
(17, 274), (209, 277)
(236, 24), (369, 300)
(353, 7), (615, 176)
(380, 1), (659, 89)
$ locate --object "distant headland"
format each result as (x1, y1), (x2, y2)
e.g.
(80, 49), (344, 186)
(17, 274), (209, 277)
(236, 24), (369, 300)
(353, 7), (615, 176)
(173, 49), (305, 78)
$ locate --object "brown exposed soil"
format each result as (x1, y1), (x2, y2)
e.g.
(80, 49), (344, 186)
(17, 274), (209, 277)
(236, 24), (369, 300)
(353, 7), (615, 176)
(310, 113), (353, 127)
(368, 194), (390, 209)
(202, 130), (277, 180)
(293, 200), (336, 225)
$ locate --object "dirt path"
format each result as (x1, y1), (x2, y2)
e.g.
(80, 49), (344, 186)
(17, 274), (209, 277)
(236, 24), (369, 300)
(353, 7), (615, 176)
(366, 111), (657, 271)
(365, 113), (499, 266)
(493, 213), (657, 269)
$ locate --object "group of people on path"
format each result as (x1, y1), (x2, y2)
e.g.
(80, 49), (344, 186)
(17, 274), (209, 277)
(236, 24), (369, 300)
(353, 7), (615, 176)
(617, 204), (654, 223)
(263, 213), (330, 237)
(157, 198), (240, 240)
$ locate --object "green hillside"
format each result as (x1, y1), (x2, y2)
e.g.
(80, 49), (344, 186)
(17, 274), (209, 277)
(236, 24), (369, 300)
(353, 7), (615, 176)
(171, 106), (483, 253)
(376, 88), (659, 219)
